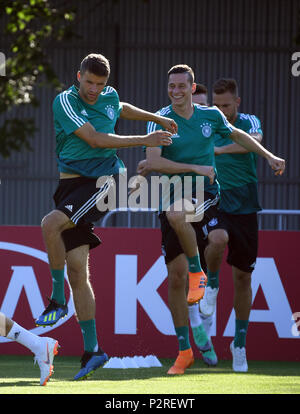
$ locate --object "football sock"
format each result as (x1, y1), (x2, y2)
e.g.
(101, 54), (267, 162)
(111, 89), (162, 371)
(191, 324), (210, 349)
(79, 319), (99, 352)
(188, 304), (210, 348)
(50, 269), (65, 305)
(6, 322), (41, 354)
(207, 270), (219, 289)
(188, 303), (202, 327)
(188, 255), (202, 273)
(200, 313), (214, 338)
(175, 326), (191, 351)
(234, 319), (249, 348)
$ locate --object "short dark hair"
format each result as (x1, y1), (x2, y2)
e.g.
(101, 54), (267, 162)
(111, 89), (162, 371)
(80, 53), (110, 77)
(168, 64), (194, 85)
(193, 83), (208, 95)
(213, 78), (238, 96)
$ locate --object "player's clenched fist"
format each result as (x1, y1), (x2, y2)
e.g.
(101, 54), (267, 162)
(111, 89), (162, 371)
(267, 155), (286, 176)
(143, 130), (173, 147)
(157, 117), (178, 135)
(193, 165), (215, 185)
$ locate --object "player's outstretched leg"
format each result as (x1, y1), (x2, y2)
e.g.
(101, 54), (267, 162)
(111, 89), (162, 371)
(2, 315), (60, 386)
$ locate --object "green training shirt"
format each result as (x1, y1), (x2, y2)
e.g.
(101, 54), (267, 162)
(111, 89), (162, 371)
(147, 104), (234, 196)
(53, 85), (124, 177)
(214, 112), (263, 214)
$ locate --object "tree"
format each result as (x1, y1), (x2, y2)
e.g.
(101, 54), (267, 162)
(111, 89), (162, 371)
(0, 0), (76, 158)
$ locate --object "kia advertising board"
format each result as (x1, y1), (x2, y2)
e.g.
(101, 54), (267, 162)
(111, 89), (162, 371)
(0, 226), (299, 360)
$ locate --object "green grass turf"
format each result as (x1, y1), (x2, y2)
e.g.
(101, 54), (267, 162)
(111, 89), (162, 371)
(0, 355), (299, 395)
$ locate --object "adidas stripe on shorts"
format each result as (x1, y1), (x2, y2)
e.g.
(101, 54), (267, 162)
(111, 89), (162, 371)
(53, 176), (114, 252)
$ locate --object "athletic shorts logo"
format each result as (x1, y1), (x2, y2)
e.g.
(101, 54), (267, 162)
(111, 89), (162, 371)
(171, 133), (180, 139)
(106, 105), (115, 120)
(208, 218), (218, 227)
(201, 122), (212, 138)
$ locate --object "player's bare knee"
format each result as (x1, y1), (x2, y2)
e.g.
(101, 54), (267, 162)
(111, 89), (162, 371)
(67, 265), (89, 290)
(41, 211), (60, 232)
(208, 229), (228, 251)
(234, 269), (252, 286)
(168, 269), (187, 291)
(67, 267), (84, 287)
(41, 210), (71, 235)
(166, 210), (186, 229)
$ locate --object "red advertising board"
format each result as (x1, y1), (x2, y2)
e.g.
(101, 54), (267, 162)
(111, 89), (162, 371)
(0, 226), (299, 361)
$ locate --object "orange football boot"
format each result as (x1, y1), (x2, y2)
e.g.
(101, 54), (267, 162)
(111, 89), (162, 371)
(167, 348), (194, 375)
(187, 271), (207, 304)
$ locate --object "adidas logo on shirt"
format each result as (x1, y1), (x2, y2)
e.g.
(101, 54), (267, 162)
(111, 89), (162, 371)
(81, 109), (88, 116)
(65, 205), (73, 212)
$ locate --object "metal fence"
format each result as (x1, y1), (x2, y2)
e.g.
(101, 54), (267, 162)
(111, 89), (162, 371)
(101, 208), (300, 231)
(0, 0), (299, 229)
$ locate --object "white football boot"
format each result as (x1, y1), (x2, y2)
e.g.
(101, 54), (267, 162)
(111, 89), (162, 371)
(230, 341), (248, 372)
(199, 286), (219, 316)
(34, 337), (59, 385)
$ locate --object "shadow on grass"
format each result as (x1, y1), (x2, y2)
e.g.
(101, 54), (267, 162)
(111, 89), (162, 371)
(0, 355), (299, 386)
(0, 380), (41, 387)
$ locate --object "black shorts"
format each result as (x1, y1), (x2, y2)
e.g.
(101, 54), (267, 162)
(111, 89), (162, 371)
(159, 192), (221, 271)
(215, 211), (259, 273)
(53, 176), (114, 252)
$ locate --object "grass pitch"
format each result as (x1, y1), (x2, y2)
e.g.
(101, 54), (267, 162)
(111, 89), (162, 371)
(0, 355), (299, 395)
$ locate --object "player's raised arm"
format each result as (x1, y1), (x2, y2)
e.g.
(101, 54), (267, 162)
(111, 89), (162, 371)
(215, 133), (263, 155)
(229, 128), (285, 175)
(120, 102), (178, 134)
(74, 122), (173, 148)
(214, 106), (285, 176)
